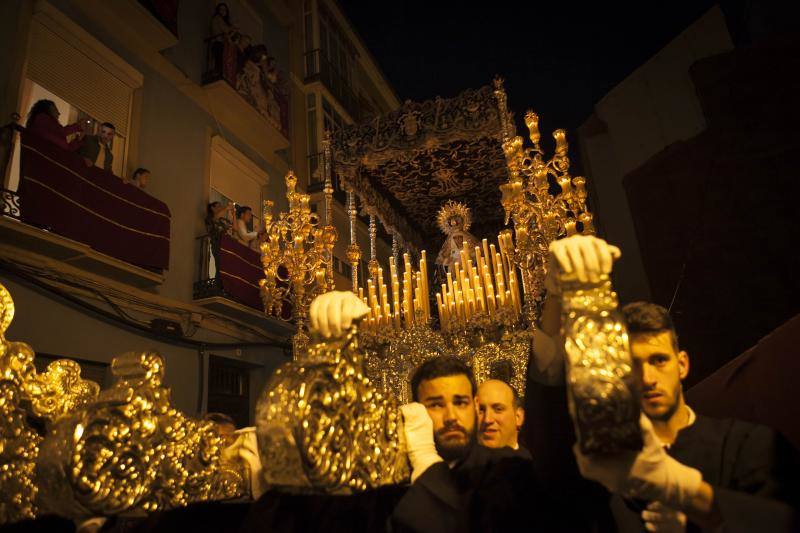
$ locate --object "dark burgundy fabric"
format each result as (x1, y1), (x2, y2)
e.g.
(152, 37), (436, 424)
(18, 130), (171, 270)
(687, 313), (800, 452)
(218, 234), (263, 310)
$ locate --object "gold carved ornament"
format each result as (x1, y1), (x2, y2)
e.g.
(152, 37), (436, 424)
(499, 111), (595, 321)
(0, 283), (99, 523)
(0, 283), (247, 525)
(36, 351), (247, 519)
(260, 170), (337, 357)
(560, 274), (643, 455)
(256, 327), (409, 492)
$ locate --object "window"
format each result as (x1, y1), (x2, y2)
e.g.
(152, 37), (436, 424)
(209, 136), (270, 230)
(6, 10), (142, 189)
(306, 93), (320, 183)
(207, 355), (253, 428)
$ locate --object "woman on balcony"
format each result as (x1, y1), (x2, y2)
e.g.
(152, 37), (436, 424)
(206, 201), (233, 278)
(209, 3), (238, 79)
(234, 205), (263, 251)
(25, 99), (84, 151)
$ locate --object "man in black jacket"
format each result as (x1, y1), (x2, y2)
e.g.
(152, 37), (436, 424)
(78, 121), (115, 172)
(537, 235), (799, 532)
(391, 356), (556, 533)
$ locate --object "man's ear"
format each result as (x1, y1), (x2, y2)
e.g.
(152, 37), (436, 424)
(677, 350), (690, 381)
(515, 407), (525, 430)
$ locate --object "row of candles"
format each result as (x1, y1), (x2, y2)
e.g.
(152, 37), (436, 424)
(357, 235), (523, 333)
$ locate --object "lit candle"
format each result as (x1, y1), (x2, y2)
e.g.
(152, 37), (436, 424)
(482, 239), (492, 278)
(486, 279), (496, 313)
(446, 271), (455, 301)
(436, 293), (446, 331)
(420, 251), (430, 321)
(508, 273), (520, 317)
(474, 274), (486, 312)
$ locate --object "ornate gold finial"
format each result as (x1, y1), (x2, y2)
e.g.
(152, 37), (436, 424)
(0, 284), (40, 523)
(0, 283), (101, 523)
(560, 274), (642, 454)
(436, 200), (473, 236)
(261, 170), (336, 355)
(36, 351), (246, 518)
(257, 327), (409, 492)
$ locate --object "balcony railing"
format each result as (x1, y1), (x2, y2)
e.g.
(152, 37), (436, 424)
(194, 232), (264, 310)
(12, 129), (171, 272)
(194, 232), (292, 322)
(304, 48), (360, 121)
(203, 35), (289, 139)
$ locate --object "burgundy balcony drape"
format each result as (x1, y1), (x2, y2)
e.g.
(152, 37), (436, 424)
(18, 130), (171, 270)
(218, 234), (264, 311)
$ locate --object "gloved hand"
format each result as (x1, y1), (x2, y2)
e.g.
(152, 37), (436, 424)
(545, 235), (621, 292)
(642, 502), (687, 532)
(222, 427), (267, 500)
(400, 403), (444, 483)
(573, 415), (703, 510)
(309, 290), (370, 339)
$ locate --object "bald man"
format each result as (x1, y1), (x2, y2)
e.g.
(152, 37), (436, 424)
(476, 379), (525, 450)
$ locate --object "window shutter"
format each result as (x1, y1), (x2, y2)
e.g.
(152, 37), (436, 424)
(27, 20), (133, 134)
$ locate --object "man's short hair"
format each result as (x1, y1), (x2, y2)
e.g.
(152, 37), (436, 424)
(410, 356), (476, 401)
(101, 122), (115, 131)
(621, 301), (679, 350)
(236, 205), (252, 219)
(133, 167), (150, 178)
(203, 412), (236, 427)
(481, 378), (523, 409)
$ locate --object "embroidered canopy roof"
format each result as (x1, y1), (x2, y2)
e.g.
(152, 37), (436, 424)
(331, 79), (515, 252)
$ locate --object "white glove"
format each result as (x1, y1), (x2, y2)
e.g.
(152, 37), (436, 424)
(309, 290), (370, 338)
(574, 415), (703, 510)
(400, 403), (444, 483)
(546, 235), (621, 290)
(642, 502), (687, 532)
(222, 427), (267, 500)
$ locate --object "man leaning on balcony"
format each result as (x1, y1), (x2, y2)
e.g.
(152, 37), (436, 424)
(79, 122), (115, 172)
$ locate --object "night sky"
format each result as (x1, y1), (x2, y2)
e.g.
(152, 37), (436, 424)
(339, 0), (716, 137)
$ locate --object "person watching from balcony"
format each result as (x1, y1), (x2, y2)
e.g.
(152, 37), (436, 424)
(235, 205), (262, 250)
(125, 167), (150, 189)
(25, 99), (84, 151)
(78, 122), (115, 172)
(206, 201), (233, 279)
(209, 3), (238, 76)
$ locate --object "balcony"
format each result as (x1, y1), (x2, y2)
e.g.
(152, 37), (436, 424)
(193, 233), (293, 336)
(1, 130), (169, 287)
(202, 37), (290, 157)
(304, 49), (361, 121)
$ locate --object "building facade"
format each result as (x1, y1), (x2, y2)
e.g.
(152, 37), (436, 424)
(0, 0), (399, 425)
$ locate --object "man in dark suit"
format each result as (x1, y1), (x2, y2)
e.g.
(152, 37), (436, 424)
(79, 121), (115, 172)
(536, 235), (799, 532)
(391, 357), (555, 533)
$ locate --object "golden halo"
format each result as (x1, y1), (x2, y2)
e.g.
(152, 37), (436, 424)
(436, 200), (472, 235)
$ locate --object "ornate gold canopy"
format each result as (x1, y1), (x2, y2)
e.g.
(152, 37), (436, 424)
(330, 79), (514, 253)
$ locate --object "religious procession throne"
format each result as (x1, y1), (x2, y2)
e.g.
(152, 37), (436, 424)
(254, 78), (643, 493)
(0, 80), (642, 525)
